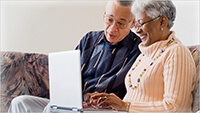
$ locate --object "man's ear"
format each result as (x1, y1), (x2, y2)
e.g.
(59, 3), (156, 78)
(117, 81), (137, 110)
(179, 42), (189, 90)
(103, 12), (106, 17)
(130, 20), (135, 28)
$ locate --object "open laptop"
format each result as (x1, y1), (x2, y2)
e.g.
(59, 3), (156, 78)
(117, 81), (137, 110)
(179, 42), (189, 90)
(48, 50), (126, 113)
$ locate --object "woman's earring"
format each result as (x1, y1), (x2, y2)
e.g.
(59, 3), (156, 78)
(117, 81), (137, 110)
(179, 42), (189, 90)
(160, 28), (164, 31)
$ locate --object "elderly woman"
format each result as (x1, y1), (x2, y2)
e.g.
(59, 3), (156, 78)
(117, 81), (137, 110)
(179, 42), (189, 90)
(84, 0), (196, 112)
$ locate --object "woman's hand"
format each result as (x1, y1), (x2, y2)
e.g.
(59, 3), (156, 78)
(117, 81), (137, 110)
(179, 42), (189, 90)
(83, 92), (100, 109)
(83, 92), (129, 111)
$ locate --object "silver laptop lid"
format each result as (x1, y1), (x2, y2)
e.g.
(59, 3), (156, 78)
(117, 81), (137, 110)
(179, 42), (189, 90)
(48, 50), (82, 111)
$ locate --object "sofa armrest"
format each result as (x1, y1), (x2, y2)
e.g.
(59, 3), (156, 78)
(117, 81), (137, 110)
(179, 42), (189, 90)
(0, 51), (49, 112)
(188, 45), (200, 112)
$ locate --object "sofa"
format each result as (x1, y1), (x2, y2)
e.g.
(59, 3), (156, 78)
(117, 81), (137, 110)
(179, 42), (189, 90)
(0, 52), (49, 112)
(0, 45), (199, 112)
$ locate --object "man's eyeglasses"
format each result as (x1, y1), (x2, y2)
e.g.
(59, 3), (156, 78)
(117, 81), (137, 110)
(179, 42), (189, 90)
(134, 15), (162, 30)
(103, 15), (132, 29)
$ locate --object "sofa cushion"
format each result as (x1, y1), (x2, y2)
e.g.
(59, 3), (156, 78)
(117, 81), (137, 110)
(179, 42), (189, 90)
(0, 51), (49, 112)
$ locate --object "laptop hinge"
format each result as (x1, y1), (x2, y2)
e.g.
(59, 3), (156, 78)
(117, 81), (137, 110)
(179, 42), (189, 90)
(50, 105), (58, 112)
(50, 105), (83, 112)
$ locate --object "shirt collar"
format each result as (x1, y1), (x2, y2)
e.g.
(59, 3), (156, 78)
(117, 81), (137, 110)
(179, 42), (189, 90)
(97, 31), (134, 49)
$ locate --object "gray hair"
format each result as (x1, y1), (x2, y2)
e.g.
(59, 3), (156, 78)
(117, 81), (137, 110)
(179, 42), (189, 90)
(131, 0), (176, 29)
(116, 0), (133, 6)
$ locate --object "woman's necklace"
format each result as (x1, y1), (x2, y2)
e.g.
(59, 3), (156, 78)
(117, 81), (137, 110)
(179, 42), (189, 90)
(128, 38), (175, 90)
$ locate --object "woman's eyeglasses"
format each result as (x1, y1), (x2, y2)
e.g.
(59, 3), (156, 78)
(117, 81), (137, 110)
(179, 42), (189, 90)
(134, 16), (162, 30)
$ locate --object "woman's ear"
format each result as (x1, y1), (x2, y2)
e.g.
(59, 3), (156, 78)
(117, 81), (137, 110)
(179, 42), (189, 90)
(160, 15), (168, 28)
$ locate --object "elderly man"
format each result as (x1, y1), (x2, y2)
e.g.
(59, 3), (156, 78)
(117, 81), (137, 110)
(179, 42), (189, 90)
(8, 0), (141, 113)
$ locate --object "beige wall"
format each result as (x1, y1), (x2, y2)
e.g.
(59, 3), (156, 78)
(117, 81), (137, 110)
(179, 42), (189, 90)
(1, 0), (107, 53)
(0, 0), (199, 53)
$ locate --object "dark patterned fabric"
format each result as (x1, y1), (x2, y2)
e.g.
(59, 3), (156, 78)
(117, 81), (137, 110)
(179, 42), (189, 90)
(0, 52), (49, 112)
(77, 31), (141, 99)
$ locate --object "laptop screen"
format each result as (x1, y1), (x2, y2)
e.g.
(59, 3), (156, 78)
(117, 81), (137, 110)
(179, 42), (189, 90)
(48, 50), (82, 111)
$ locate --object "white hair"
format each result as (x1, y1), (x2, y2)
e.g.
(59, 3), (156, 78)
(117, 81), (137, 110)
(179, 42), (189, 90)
(132, 0), (176, 29)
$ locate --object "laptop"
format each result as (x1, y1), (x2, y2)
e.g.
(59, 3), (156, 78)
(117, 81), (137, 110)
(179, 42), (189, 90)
(48, 50), (127, 113)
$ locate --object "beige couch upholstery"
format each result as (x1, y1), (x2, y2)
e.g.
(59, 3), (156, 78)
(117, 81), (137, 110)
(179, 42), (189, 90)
(0, 45), (199, 112)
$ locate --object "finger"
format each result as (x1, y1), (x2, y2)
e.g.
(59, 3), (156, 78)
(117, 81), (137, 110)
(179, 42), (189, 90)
(98, 102), (113, 109)
(98, 103), (118, 111)
(96, 96), (120, 111)
(96, 97), (110, 109)
(90, 97), (99, 105)
(91, 93), (107, 99)
(84, 92), (99, 102)
(83, 93), (91, 102)
(82, 102), (89, 108)
(97, 96), (107, 104)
